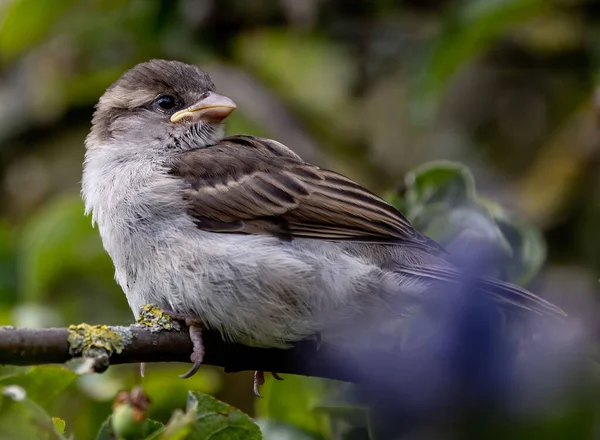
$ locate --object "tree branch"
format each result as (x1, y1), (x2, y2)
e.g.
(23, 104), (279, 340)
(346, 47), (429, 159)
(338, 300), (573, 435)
(0, 324), (363, 382)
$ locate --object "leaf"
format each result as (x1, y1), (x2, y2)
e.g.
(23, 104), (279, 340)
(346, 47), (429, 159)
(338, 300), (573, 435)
(143, 365), (221, 422)
(256, 375), (330, 439)
(0, 0), (77, 61)
(52, 418), (66, 435)
(397, 161), (546, 282)
(493, 210), (547, 286)
(0, 366), (26, 381)
(184, 391), (262, 440)
(0, 366), (76, 411)
(152, 409), (195, 440)
(0, 385), (68, 440)
(403, 161), (476, 224)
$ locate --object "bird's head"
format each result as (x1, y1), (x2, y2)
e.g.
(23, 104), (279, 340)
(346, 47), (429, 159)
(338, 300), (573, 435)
(87, 59), (236, 154)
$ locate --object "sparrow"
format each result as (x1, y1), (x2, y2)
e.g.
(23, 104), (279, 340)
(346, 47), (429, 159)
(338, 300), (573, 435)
(82, 60), (565, 394)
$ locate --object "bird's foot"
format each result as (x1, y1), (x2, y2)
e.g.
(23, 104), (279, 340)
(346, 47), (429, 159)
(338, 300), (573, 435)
(253, 371), (284, 398)
(179, 318), (204, 379)
(138, 306), (204, 379)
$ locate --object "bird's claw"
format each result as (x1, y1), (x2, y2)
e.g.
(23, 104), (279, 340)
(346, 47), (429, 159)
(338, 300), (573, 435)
(253, 371), (284, 397)
(179, 319), (204, 379)
(253, 371), (265, 398)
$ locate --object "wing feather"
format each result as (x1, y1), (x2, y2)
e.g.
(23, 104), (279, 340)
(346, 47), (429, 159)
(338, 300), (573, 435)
(169, 135), (440, 250)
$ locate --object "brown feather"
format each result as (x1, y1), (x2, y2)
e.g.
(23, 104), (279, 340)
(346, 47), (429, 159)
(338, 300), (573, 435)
(169, 135), (444, 252)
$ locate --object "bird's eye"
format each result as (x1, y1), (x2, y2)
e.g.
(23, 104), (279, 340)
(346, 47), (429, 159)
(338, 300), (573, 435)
(154, 95), (177, 111)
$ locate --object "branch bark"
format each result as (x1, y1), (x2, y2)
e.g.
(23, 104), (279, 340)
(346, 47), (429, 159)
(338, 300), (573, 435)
(0, 324), (363, 382)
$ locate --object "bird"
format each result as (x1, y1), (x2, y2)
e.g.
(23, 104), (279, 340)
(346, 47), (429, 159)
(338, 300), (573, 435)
(82, 59), (566, 395)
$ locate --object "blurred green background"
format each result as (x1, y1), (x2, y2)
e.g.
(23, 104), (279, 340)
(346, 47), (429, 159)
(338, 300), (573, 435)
(0, 0), (599, 438)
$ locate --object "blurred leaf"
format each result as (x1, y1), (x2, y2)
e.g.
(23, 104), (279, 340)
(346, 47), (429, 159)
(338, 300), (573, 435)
(16, 196), (106, 302)
(183, 391), (262, 440)
(0, 0), (77, 61)
(52, 417), (66, 434)
(493, 210), (547, 286)
(256, 375), (330, 439)
(0, 366), (25, 381)
(0, 385), (68, 440)
(144, 366), (221, 422)
(403, 161), (476, 219)
(0, 366), (76, 411)
(410, 0), (549, 123)
(397, 161), (546, 283)
(152, 409), (195, 440)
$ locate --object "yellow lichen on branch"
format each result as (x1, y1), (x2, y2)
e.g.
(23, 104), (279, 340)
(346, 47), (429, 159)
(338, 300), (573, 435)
(137, 304), (181, 332)
(67, 324), (133, 372)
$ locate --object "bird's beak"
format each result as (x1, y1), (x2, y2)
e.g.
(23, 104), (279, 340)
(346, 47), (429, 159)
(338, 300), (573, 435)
(170, 92), (237, 123)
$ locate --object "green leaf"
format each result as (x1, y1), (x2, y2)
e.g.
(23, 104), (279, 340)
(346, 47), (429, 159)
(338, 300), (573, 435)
(52, 418), (66, 435)
(149, 409), (195, 440)
(143, 365), (222, 422)
(403, 161), (476, 222)
(0, 366), (26, 381)
(0, 366), (76, 411)
(185, 391), (262, 440)
(0, 385), (68, 440)
(0, 0), (77, 61)
(493, 210), (547, 286)
(256, 375), (330, 439)
(397, 161), (546, 282)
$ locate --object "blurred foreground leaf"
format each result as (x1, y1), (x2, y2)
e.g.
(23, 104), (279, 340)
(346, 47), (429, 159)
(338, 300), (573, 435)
(0, 366), (76, 411)
(182, 391), (261, 440)
(146, 391), (262, 440)
(0, 385), (67, 440)
(52, 417), (66, 435)
(393, 161), (546, 284)
(256, 375), (330, 439)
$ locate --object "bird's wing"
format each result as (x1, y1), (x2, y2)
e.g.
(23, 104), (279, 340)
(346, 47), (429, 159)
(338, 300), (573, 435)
(169, 135), (442, 251)
(395, 265), (567, 317)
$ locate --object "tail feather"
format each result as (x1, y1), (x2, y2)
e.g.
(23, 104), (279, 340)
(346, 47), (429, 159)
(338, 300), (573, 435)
(395, 266), (567, 318)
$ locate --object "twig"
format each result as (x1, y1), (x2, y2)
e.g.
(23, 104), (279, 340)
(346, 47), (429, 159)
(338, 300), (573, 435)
(0, 325), (363, 382)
